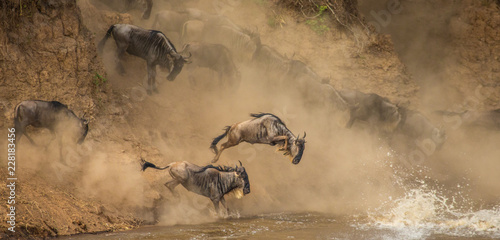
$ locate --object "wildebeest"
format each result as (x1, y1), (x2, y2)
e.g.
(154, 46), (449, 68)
(127, 0), (152, 19)
(97, 24), (191, 94)
(210, 113), (306, 164)
(203, 21), (258, 62)
(14, 100), (89, 145)
(152, 8), (205, 43)
(283, 60), (330, 101)
(141, 159), (250, 215)
(252, 44), (290, 83)
(180, 42), (241, 87)
(180, 20), (205, 44)
(438, 109), (500, 130)
(391, 108), (447, 152)
(338, 89), (402, 133)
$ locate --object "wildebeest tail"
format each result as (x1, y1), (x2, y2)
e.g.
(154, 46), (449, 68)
(140, 158), (170, 171)
(13, 103), (22, 132)
(210, 126), (231, 150)
(97, 25), (115, 53)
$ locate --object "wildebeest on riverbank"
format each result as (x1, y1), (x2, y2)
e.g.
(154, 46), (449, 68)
(97, 24), (191, 95)
(14, 100), (89, 145)
(141, 159), (250, 215)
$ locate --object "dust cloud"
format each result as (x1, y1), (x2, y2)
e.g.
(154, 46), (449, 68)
(14, 0), (500, 227)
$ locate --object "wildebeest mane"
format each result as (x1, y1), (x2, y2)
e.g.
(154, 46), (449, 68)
(150, 30), (178, 53)
(49, 101), (68, 110)
(130, 29), (178, 64)
(196, 164), (236, 173)
(250, 113), (286, 126)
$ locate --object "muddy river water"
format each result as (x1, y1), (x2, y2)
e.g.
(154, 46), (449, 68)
(61, 208), (499, 240)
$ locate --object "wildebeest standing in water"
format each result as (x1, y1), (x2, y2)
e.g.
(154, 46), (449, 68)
(97, 24), (191, 95)
(141, 159), (250, 215)
(180, 42), (241, 88)
(210, 113), (306, 164)
(13, 100), (89, 158)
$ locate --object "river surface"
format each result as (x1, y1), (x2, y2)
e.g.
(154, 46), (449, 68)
(61, 209), (499, 240)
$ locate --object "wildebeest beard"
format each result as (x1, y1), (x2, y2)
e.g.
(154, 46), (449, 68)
(289, 138), (305, 165)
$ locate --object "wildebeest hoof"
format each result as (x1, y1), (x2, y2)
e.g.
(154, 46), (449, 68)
(146, 89), (153, 95)
(153, 87), (159, 94)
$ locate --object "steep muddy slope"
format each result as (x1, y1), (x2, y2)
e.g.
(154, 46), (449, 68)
(0, 1), (141, 238)
(359, 0), (500, 110)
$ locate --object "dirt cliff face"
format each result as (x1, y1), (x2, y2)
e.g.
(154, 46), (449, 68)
(0, 1), (140, 238)
(359, 0), (500, 110)
(0, 0), (107, 128)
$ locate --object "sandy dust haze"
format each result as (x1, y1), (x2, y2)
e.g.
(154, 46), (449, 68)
(2, 0), (499, 236)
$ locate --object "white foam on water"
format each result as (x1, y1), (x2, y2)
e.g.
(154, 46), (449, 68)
(360, 184), (500, 239)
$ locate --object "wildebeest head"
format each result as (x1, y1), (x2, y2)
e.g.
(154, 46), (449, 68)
(76, 115), (89, 144)
(380, 101), (402, 131)
(234, 160), (250, 195)
(289, 132), (306, 164)
(166, 52), (191, 81)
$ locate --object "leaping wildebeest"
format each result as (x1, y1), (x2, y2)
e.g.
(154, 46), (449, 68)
(210, 113), (306, 164)
(97, 24), (191, 95)
(13, 100), (89, 159)
(141, 159), (250, 215)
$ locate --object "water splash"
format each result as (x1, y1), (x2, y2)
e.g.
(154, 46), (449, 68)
(362, 184), (500, 239)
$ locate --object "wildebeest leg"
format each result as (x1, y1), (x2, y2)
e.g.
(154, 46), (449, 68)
(211, 198), (221, 216)
(146, 63), (157, 95)
(345, 113), (356, 128)
(21, 133), (36, 145)
(219, 197), (229, 216)
(272, 136), (288, 151)
(115, 45), (127, 75)
(16, 126), (36, 145)
(186, 64), (196, 87)
(212, 141), (238, 163)
(15, 120), (35, 145)
(164, 179), (180, 197)
(57, 132), (64, 162)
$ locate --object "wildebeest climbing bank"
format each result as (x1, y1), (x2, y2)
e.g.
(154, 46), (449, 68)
(2, 0), (500, 239)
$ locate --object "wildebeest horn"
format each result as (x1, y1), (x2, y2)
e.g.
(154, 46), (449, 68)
(184, 52), (192, 59)
(296, 134), (300, 139)
(238, 160), (242, 166)
(303, 131), (306, 138)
